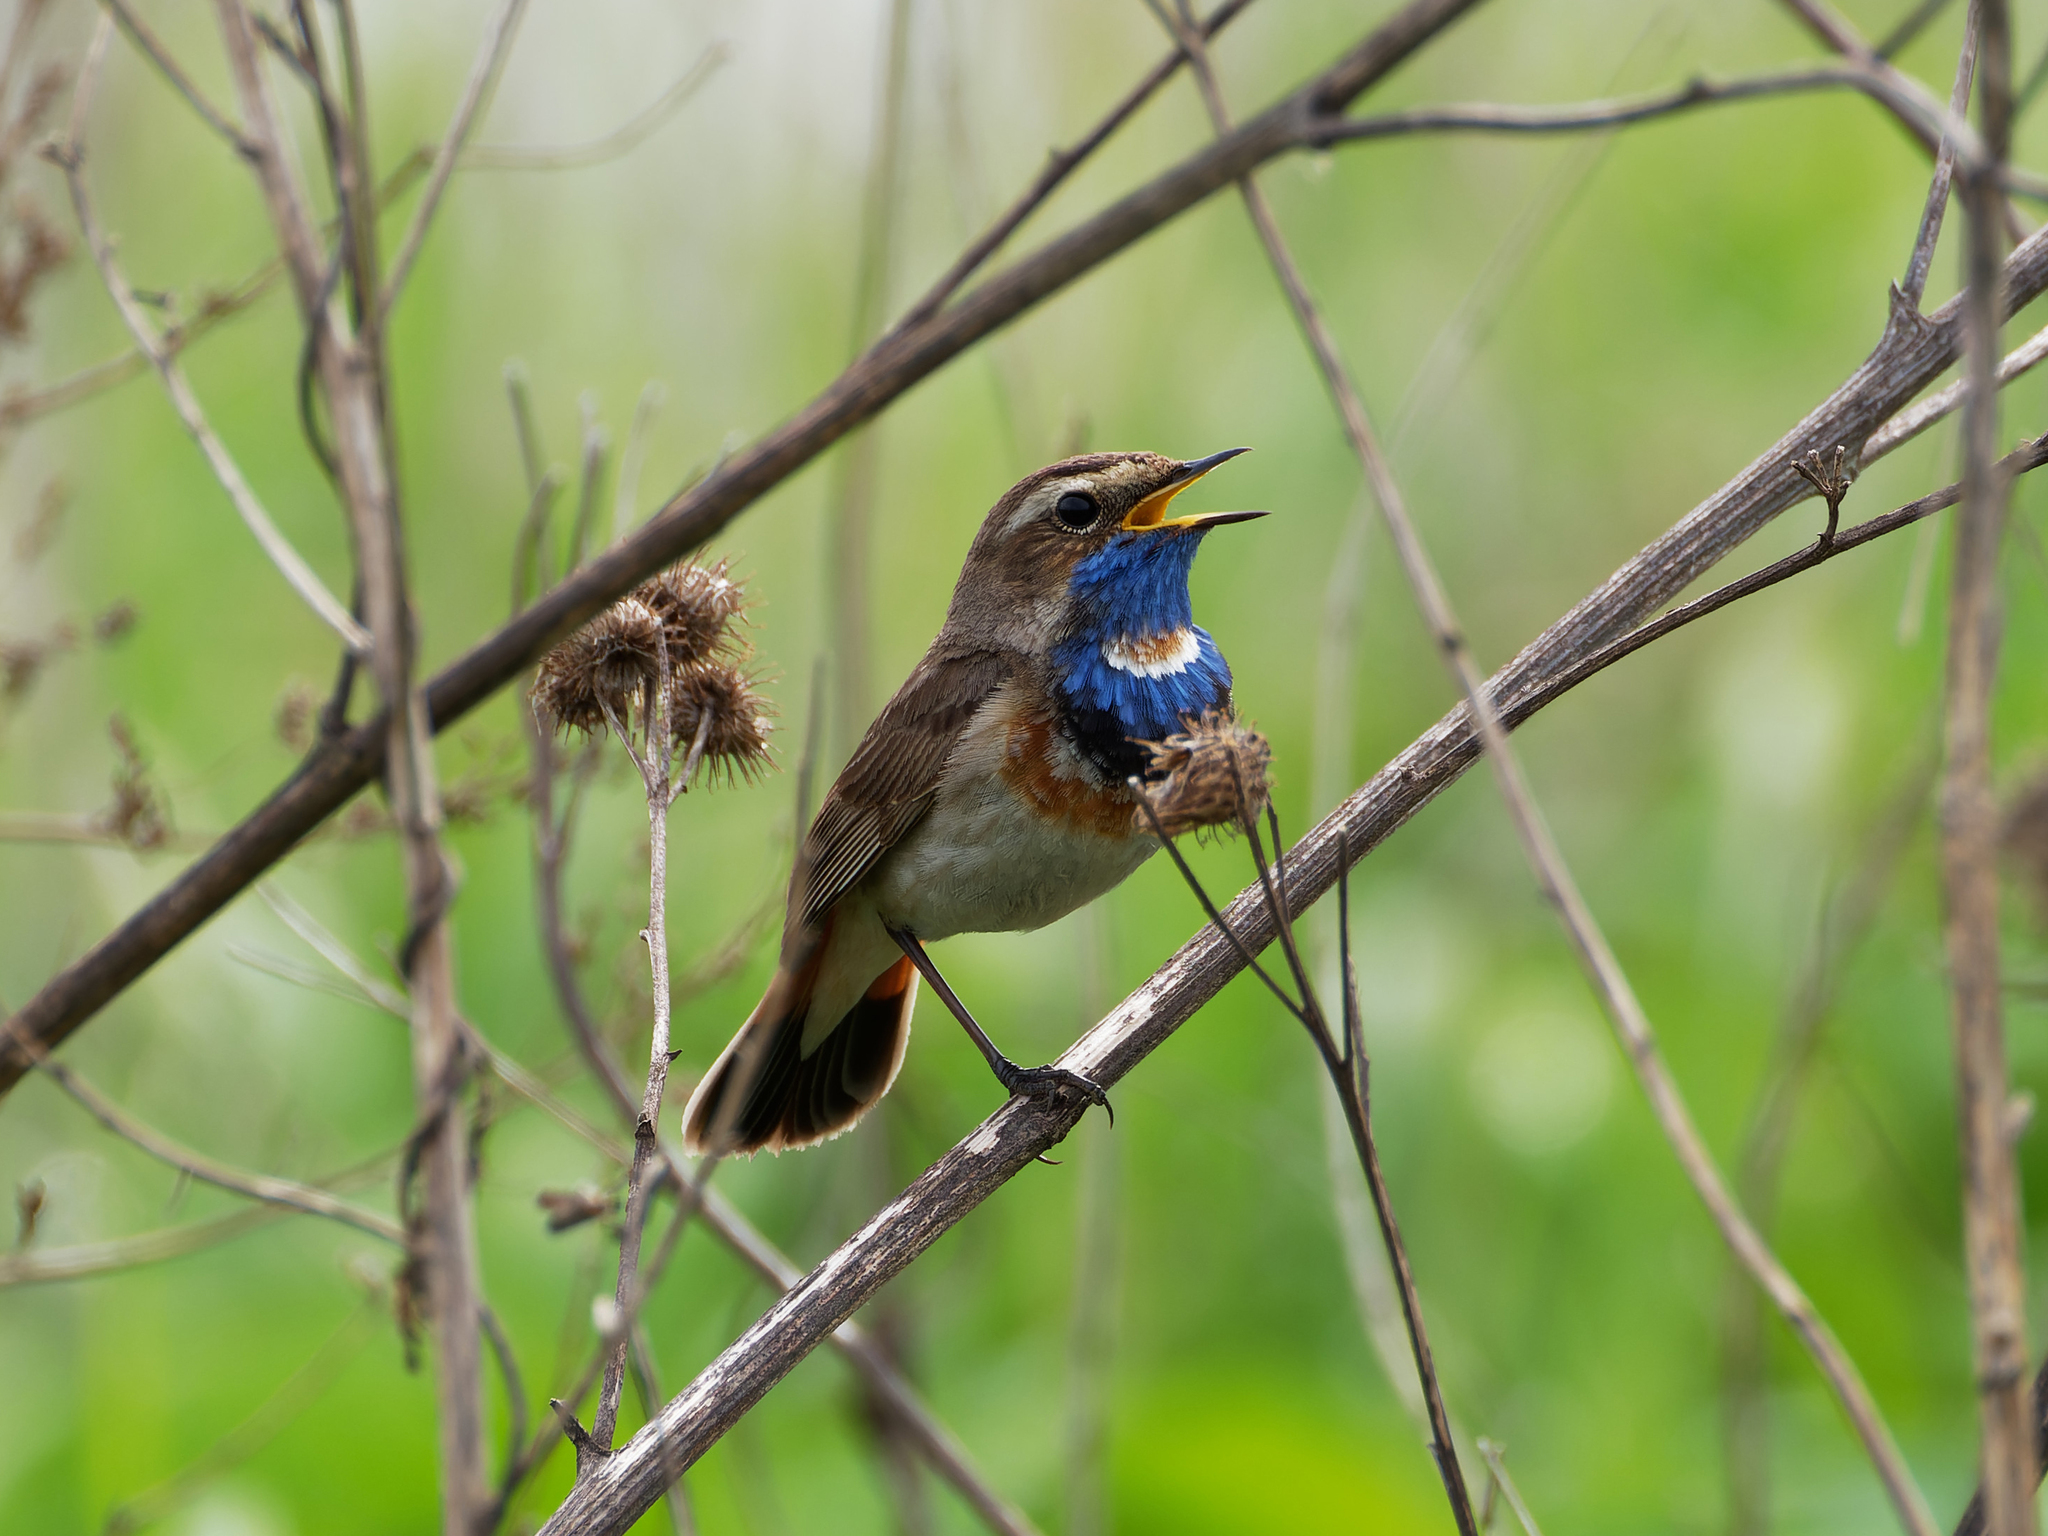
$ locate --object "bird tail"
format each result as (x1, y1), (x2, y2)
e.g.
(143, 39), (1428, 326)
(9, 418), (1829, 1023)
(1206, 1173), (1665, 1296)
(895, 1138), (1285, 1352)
(681, 937), (916, 1156)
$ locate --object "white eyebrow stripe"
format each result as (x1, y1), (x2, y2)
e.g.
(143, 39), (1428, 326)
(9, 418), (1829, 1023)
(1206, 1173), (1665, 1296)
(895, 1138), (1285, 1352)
(1102, 628), (1199, 678)
(1005, 476), (1095, 536)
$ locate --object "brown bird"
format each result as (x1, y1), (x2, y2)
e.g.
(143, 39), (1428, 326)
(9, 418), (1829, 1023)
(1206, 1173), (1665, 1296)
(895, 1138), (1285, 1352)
(682, 449), (1262, 1154)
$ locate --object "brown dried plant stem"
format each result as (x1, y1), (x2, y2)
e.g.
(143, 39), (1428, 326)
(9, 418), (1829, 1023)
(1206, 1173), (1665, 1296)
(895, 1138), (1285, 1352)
(1901, 0), (1980, 311)
(44, 24), (366, 654)
(592, 659), (679, 1455)
(210, 0), (506, 1525)
(1160, 8), (1936, 1533)
(28, 0), (2048, 1098)
(1946, 0), (2035, 1524)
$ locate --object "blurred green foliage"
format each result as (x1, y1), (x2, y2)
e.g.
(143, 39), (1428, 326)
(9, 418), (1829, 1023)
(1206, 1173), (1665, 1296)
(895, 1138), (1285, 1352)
(7, 0), (2048, 1532)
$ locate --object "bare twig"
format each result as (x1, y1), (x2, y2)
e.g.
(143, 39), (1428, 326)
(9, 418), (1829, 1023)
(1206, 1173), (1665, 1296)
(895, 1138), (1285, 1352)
(1902, 0), (1980, 309)
(1474, 1439), (1545, 1536)
(215, 0), (492, 1519)
(592, 627), (680, 1455)
(1162, 8), (1936, 1532)
(466, 43), (728, 171)
(101, 0), (248, 152)
(1864, 313), (2048, 460)
(612, 382), (665, 546)
(895, 0), (1257, 329)
(1313, 64), (2045, 196)
(1945, 4), (2034, 1528)
(36, 1054), (402, 1244)
(43, 30), (369, 654)
(1776, 0), (2026, 237)
(0, 146), (430, 433)
(379, 0), (528, 318)
(212, 0), (324, 313)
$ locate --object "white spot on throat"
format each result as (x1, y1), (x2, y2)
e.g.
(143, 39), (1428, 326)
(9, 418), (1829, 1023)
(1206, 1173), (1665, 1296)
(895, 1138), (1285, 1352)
(1102, 627), (1198, 678)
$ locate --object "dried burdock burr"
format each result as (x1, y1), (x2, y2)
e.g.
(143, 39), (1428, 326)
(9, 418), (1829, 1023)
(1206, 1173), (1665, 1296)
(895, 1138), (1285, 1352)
(669, 659), (776, 787)
(634, 557), (749, 669)
(1135, 709), (1272, 839)
(531, 596), (665, 737)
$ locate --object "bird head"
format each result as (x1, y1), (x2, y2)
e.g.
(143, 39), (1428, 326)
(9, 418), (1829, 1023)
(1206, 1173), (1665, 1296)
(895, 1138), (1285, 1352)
(945, 449), (1262, 651)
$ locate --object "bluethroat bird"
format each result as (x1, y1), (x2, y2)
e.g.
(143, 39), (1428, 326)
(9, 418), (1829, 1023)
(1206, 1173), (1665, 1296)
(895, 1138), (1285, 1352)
(682, 449), (1263, 1155)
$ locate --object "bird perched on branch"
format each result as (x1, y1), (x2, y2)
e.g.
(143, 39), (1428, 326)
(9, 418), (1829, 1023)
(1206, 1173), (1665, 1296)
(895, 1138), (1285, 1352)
(683, 449), (1264, 1154)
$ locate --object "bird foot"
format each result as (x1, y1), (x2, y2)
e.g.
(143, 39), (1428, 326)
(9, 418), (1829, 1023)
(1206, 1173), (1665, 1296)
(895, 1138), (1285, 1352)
(998, 1063), (1113, 1126)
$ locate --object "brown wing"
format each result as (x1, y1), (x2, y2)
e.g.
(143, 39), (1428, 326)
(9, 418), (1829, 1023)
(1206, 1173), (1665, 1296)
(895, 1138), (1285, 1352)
(790, 648), (1012, 938)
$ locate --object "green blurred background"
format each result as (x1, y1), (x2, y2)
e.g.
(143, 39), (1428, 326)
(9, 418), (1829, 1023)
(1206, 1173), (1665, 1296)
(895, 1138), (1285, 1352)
(5, 0), (2048, 1530)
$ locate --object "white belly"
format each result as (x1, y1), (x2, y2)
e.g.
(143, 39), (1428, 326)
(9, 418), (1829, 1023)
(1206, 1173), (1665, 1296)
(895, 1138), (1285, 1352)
(866, 781), (1153, 939)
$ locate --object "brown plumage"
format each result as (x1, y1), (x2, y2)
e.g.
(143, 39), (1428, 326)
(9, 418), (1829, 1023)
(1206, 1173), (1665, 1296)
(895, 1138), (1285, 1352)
(682, 449), (1262, 1155)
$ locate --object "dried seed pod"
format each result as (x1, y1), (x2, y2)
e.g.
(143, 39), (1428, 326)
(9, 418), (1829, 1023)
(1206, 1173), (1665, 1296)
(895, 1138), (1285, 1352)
(669, 659), (776, 787)
(1134, 710), (1272, 839)
(531, 597), (665, 736)
(536, 1185), (614, 1234)
(634, 558), (749, 668)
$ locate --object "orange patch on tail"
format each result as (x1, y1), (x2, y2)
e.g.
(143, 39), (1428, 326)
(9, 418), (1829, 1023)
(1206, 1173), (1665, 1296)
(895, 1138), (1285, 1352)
(865, 954), (915, 1000)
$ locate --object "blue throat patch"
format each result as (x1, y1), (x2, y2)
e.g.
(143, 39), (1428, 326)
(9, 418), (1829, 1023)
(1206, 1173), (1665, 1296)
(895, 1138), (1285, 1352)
(1053, 529), (1233, 747)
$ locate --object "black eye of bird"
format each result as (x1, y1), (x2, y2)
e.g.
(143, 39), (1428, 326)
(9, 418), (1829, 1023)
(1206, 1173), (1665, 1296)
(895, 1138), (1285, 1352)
(1054, 491), (1099, 529)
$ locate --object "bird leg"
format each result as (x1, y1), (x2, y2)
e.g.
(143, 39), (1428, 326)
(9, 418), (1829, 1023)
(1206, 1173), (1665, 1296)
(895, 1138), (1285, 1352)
(885, 924), (1111, 1125)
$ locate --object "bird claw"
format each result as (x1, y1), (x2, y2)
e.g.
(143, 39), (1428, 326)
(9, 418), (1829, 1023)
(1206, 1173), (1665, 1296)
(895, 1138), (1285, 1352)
(1000, 1063), (1113, 1126)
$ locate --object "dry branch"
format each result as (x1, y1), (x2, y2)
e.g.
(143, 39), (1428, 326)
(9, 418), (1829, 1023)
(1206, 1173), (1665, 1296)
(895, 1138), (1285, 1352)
(44, 24), (368, 654)
(1944, 4), (2034, 1527)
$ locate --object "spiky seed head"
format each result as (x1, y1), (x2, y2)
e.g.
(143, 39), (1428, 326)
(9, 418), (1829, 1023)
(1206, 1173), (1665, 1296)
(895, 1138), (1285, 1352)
(669, 660), (776, 787)
(635, 558), (749, 668)
(1135, 710), (1272, 839)
(531, 597), (665, 736)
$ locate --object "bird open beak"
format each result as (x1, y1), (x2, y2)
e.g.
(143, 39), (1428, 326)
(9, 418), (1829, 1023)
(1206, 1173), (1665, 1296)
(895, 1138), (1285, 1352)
(1122, 447), (1267, 530)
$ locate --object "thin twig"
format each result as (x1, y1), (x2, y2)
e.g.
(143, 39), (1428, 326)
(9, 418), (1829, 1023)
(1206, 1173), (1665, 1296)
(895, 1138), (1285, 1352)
(1474, 1439), (1545, 1536)
(1776, 0), (2027, 236)
(37, 1054), (402, 1244)
(1944, 3), (2034, 1527)
(1864, 313), (2048, 460)
(101, 0), (249, 152)
(212, 0), (325, 314)
(1162, 8), (1938, 1533)
(42, 36), (369, 654)
(894, 0), (1258, 330)
(1902, 0), (1980, 309)
(612, 382), (665, 546)
(593, 628), (679, 1454)
(466, 43), (728, 170)
(379, 0), (529, 318)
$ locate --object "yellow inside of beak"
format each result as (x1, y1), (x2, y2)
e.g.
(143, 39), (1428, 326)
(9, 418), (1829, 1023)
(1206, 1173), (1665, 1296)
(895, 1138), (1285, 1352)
(1121, 468), (1215, 530)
